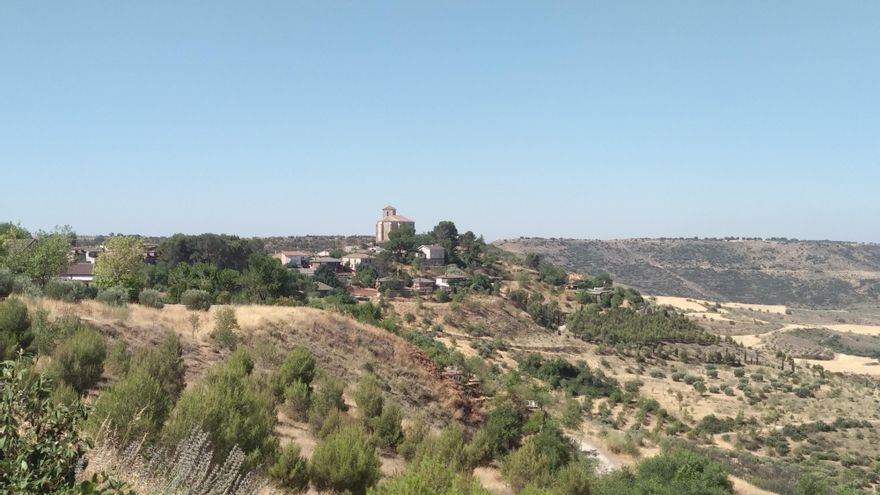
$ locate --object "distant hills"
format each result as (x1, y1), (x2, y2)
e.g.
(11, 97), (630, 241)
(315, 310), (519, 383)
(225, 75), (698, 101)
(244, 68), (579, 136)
(494, 238), (880, 308)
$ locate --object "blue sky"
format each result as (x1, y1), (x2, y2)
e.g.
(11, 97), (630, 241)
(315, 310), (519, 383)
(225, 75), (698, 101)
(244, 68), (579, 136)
(1, 1), (878, 242)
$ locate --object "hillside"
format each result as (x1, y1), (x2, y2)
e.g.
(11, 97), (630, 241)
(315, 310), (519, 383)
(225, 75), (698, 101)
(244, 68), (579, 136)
(494, 238), (880, 308)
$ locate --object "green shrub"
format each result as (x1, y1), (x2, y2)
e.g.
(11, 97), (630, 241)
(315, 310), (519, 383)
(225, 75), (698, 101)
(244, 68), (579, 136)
(284, 380), (311, 421)
(414, 423), (469, 472)
(131, 331), (186, 400)
(138, 288), (164, 308)
(97, 286), (129, 306)
(210, 306), (238, 351)
(479, 400), (523, 460)
(0, 267), (13, 297)
(51, 326), (106, 393)
(268, 444), (309, 493)
(435, 289), (451, 303)
(356, 373), (385, 421)
(33, 313), (88, 357)
(51, 381), (79, 406)
(105, 340), (131, 377)
(502, 439), (553, 491)
(309, 425), (381, 495)
(397, 413), (429, 461)
(733, 368), (745, 378)
(12, 274), (41, 297)
(561, 398), (583, 429)
(309, 376), (347, 433)
(162, 349), (277, 467)
(45, 279), (92, 302)
(89, 365), (170, 444)
(181, 289), (212, 311)
(276, 346), (316, 393)
(633, 448), (733, 494)
(723, 386), (735, 396)
(0, 297), (32, 359)
(374, 402), (404, 450)
(371, 457), (491, 495)
(0, 360), (89, 493)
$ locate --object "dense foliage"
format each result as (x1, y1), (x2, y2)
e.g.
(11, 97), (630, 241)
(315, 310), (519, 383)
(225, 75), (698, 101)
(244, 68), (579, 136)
(567, 306), (719, 345)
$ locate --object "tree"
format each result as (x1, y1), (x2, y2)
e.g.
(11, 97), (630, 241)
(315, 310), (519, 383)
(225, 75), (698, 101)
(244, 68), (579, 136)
(0, 297), (32, 360)
(309, 425), (381, 495)
(4, 227), (73, 285)
(432, 221), (459, 253)
(385, 225), (417, 259)
(94, 235), (146, 297)
(633, 448), (733, 495)
(524, 253), (540, 270)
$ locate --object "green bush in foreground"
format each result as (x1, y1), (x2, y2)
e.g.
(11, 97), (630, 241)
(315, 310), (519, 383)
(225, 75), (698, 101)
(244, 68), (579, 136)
(309, 425), (381, 495)
(162, 349), (277, 467)
(370, 457), (491, 495)
(51, 326), (106, 393)
(210, 306), (239, 350)
(0, 297), (32, 360)
(268, 444), (310, 493)
(45, 279), (93, 303)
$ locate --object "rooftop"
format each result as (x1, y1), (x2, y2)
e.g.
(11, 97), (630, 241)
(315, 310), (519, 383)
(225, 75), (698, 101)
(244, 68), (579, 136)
(378, 214), (414, 223)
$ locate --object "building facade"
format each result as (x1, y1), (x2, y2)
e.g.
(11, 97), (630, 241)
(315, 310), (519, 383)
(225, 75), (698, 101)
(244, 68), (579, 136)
(375, 206), (415, 244)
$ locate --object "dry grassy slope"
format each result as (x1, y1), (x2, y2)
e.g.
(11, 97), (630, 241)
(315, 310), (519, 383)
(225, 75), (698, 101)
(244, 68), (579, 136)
(34, 299), (475, 425)
(494, 238), (880, 308)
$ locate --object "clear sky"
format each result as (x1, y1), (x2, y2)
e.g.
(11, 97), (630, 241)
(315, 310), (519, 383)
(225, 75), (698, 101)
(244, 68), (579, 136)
(1, 1), (878, 242)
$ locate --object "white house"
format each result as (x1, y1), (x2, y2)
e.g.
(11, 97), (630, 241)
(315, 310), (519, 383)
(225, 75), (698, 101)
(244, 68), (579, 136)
(341, 252), (373, 270)
(418, 244), (446, 266)
(60, 263), (95, 283)
(273, 251), (311, 267)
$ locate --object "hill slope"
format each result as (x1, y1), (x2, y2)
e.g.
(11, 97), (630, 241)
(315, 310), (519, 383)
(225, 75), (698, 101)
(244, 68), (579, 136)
(494, 238), (880, 308)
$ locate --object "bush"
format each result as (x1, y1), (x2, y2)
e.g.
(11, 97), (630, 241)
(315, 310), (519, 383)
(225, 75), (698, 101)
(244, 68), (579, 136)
(89, 363), (170, 444)
(45, 279), (91, 302)
(105, 340), (131, 377)
(97, 286), (129, 306)
(561, 398), (583, 429)
(371, 457), (491, 495)
(277, 346), (316, 391)
(481, 400), (524, 459)
(181, 289), (212, 311)
(210, 306), (238, 351)
(33, 313), (89, 357)
(0, 267), (13, 297)
(268, 444), (309, 493)
(356, 373), (385, 421)
(734, 368), (745, 378)
(309, 425), (380, 495)
(634, 448), (733, 494)
(309, 376), (348, 432)
(138, 288), (164, 308)
(374, 402), (404, 450)
(0, 297), (32, 360)
(131, 331), (186, 400)
(502, 439), (553, 491)
(435, 289), (451, 303)
(51, 326), (106, 393)
(1, 359), (89, 493)
(162, 349), (276, 467)
(284, 380), (311, 421)
(414, 423), (470, 472)
(12, 274), (41, 297)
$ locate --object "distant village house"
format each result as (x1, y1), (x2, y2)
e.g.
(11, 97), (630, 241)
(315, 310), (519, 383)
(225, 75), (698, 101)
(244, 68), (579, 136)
(341, 252), (373, 270)
(272, 250), (311, 267)
(417, 244), (446, 266)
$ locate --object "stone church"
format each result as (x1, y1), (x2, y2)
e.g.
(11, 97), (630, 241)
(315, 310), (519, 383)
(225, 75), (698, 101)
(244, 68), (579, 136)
(376, 206), (415, 243)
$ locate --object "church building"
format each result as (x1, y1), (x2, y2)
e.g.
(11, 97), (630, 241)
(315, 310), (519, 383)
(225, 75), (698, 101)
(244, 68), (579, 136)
(376, 205), (415, 243)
